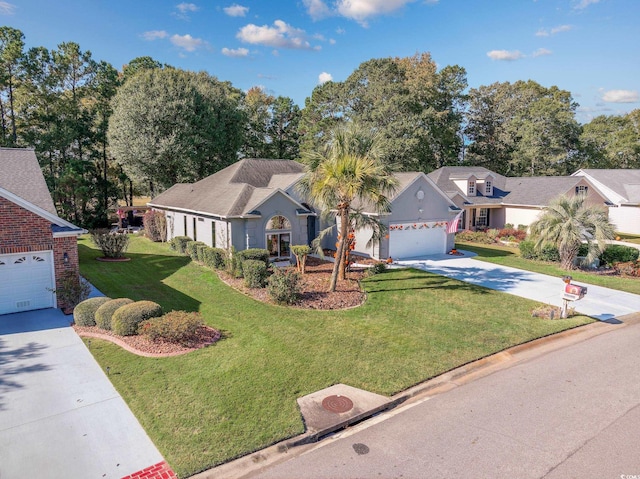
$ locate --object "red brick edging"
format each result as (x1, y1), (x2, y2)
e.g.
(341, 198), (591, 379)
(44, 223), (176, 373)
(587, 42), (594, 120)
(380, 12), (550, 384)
(121, 461), (177, 479)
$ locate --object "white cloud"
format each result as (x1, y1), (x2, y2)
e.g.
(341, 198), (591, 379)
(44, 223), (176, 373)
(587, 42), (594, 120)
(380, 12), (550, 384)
(223, 4), (248, 17)
(532, 48), (552, 57)
(170, 34), (206, 51)
(318, 72), (333, 84)
(574, 0), (600, 9)
(221, 47), (249, 57)
(536, 24), (572, 36)
(304, 0), (332, 20)
(176, 2), (199, 13)
(237, 20), (315, 50)
(0, 1), (16, 15)
(487, 50), (525, 61)
(336, 0), (417, 26)
(142, 30), (169, 41)
(602, 90), (639, 103)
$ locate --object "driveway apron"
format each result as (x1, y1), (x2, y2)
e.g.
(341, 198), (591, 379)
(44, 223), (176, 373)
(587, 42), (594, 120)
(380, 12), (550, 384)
(0, 308), (169, 479)
(397, 252), (640, 321)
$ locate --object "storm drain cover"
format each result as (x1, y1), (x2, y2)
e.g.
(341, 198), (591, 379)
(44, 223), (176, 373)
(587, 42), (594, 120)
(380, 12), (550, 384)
(322, 394), (354, 413)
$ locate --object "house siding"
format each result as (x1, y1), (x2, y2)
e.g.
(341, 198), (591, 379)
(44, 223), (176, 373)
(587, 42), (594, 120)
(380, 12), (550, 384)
(609, 205), (640, 235)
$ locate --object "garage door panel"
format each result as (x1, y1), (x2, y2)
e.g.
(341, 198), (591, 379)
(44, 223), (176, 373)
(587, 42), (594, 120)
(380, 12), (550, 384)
(389, 224), (446, 259)
(0, 252), (55, 315)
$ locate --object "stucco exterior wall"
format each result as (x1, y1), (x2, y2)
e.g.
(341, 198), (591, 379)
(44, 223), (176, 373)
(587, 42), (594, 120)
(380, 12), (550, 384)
(504, 207), (543, 229)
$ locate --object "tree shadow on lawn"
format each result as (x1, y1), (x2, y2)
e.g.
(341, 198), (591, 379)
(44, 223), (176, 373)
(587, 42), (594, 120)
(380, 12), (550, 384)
(78, 244), (201, 313)
(366, 266), (536, 295)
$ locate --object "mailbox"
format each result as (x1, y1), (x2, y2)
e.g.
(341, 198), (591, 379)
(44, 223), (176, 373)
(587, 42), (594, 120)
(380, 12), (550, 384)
(563, 283), (587, 301)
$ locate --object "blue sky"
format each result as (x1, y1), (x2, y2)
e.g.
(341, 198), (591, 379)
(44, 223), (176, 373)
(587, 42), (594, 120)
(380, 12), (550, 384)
(3, 0), (639, 123)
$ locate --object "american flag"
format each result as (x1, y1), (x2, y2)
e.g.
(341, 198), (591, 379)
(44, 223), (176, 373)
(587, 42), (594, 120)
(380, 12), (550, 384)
(446, 211), (463, 234)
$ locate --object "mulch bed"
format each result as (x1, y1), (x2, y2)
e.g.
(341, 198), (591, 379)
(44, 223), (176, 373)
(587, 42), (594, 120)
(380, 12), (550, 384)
(218, 256), (368, 310)
(74, 325), (221, 357)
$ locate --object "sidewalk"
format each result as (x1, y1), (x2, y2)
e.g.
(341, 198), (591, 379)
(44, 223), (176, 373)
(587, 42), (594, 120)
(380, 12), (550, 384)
(396, 251), (640, 321)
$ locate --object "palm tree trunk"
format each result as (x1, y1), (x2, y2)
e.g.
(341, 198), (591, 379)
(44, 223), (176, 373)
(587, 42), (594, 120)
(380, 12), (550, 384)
(329, 208), (349, 292)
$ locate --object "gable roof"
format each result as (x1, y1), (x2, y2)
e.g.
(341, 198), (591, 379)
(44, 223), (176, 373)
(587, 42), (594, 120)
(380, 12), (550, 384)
(0, 147), (56, 215)
(350, 171), (458, 213)
(573, 169), (640, 205)
(429, 166), (610, 208)
(428, 166), (508, 205)
(0, 148), (84, 235)
(149, 158), (307, 217)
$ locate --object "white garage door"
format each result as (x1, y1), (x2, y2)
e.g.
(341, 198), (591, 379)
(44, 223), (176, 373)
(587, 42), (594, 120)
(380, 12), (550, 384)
(0, 251), (55, 315)
(389, 224), (446, 259)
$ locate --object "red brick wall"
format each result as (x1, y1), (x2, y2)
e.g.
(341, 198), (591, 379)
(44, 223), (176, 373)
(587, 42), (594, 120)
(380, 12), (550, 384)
(0, 196), (53, 253)
(1, 196), (79, 309)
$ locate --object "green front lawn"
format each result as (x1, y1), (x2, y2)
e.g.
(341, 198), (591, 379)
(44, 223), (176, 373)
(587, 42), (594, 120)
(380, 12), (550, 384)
(79, 236), (592, 477)
(456, 241), (640, 295)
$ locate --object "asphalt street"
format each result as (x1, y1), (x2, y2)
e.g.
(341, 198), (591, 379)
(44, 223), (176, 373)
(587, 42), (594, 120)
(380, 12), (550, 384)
(247, 320), (640, 479)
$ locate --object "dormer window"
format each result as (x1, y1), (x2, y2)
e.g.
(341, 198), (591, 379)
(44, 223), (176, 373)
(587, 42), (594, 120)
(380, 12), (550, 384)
(485, 180), (492, 195)
(468, 181), (476, 196)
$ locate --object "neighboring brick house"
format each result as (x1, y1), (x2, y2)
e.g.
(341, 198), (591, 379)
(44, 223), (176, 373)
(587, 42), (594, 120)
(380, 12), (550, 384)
(0, 148), (85, 314)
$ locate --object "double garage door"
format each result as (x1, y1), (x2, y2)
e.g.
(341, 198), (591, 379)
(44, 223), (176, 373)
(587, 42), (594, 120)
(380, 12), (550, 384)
(0, 251), (55, 315)
(389, 224), (446, 260)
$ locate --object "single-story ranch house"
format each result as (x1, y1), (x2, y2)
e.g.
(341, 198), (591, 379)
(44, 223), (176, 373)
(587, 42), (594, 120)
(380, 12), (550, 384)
(428, 166), (612, 232)
(149, 159), (462, 261)
(572, 169), (640, 235)
(0, 148), (84, 315)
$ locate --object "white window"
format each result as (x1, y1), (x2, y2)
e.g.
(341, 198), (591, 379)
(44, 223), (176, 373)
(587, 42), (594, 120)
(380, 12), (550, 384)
(485, 181), (492, 195)
(477, 208), (488, 227)
(576, 185), (588, 196)
(468, 181), (476, 195)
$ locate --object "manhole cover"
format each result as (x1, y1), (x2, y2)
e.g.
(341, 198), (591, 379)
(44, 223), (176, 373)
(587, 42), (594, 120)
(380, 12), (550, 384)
(322, 394), (354, 413)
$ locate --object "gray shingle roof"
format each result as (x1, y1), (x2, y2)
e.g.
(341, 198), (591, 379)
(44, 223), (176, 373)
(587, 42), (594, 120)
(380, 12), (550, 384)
(502, 176), (585, 206)
(427, 166), (508, 205)
(149, 159), (306, 217)
(0, 147), (57, 215)
(577, 169), (640, 203)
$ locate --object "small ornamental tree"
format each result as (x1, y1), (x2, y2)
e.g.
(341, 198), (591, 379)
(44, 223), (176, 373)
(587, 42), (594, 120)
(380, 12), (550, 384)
(143, 210), (167, 242)
(291, 245), (312, 273)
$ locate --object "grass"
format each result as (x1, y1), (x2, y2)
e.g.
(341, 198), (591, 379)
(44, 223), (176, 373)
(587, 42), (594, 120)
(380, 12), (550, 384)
(616, 233), (640, 245)
(456, 241), (640, 295)
(79, 235), (592, 477)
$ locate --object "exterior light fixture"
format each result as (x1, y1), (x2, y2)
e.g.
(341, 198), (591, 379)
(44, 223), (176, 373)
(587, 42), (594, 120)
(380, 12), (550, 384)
(63, 252), (69, 264)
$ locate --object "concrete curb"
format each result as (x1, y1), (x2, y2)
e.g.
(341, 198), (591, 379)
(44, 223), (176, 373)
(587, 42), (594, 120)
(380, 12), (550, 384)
(193, 313), (640, 479)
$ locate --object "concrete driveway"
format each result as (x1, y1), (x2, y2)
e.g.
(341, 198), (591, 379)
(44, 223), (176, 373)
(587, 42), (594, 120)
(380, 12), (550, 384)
(0, 308), (170, 479)
(396, 251), (640, 321)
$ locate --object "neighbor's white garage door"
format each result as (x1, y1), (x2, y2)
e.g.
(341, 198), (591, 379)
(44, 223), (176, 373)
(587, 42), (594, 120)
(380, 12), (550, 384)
(389, 225), (446, 259)
(0, 251), (55, 315)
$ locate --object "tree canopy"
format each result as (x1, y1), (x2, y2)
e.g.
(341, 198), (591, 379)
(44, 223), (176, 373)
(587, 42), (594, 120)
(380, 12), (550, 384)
(108, 68), (245, 191)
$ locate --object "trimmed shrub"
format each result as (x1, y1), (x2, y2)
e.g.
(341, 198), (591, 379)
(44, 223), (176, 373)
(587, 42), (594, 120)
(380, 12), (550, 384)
(196, 244), (208, 263)
(140, 311), (204, 345)
(73, 296), (112, 326)
(517, 224), (528, 231)
(519, 240), (537, 260)
(237, 248), (270, 266)
(95, 298), (134, 330)
(111, 300), (163, 336)
(90, 229), (129, 258)
(242, 260), (268, 288)
(143, 210), (167, 242)
(539, 243), (560, 262)
(600, 245), (639, 266)
(56, 271), (92, 310)
(267, 268), (301, 305)
(203, 247), (226, 269)
(455, 230), (495, 244)
(227, 247), (244, 278)
(185, 241), (205, 261)
(169, 236), (191, 254)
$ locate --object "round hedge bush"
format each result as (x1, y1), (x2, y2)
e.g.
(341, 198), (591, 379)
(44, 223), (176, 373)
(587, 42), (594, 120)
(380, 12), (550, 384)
(73, 297), (112, 327)
(111, 300), (163, 336)
(95, 298), (134, 330)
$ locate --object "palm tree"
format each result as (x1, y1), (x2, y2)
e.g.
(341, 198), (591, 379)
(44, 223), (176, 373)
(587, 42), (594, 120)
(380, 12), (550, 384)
(529, 194), (615, 270)
(298, 123), (398, 292)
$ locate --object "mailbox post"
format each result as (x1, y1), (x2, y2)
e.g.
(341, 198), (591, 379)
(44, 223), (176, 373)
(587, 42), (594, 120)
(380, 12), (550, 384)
(560, 276), (587, 318)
